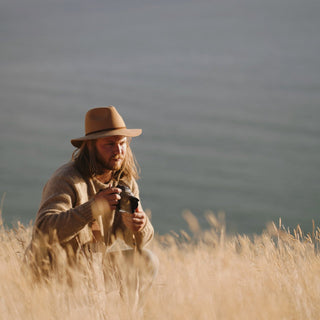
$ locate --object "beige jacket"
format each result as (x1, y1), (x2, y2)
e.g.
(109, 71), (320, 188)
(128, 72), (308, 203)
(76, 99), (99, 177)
(32, 161), (154, 255)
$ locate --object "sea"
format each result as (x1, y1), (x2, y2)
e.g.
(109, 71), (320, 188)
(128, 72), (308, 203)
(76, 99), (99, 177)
(1, 0), (320, 236)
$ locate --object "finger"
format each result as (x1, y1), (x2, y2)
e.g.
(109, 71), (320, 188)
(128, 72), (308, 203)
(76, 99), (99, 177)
(112, 188), (122, 194)
(133, 218), (145, 225)
(100, 193), (120, 204)
(132, 212), (145, 219)
(110, 193), (121, 201)
(108, 194), (121, 209)
(132, 214), (144, 221)
(101, 188), (122, 195)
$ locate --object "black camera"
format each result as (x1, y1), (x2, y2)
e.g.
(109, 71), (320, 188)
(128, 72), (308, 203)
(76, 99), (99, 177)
(117, 185), (139, 214)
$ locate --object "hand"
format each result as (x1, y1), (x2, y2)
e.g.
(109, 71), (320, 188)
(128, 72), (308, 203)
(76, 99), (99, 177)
(95, 187), (122, 211)
(121, 207), (147, 233)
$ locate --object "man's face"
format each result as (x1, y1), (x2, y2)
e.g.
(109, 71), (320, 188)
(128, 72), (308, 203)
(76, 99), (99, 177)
(95, 136), (127, 171)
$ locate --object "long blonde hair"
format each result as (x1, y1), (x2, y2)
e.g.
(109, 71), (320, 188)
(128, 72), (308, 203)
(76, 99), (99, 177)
(71, 139), (140, 183)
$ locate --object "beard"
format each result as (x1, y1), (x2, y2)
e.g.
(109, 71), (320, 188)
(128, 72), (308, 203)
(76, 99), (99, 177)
(95, 152), (125, 172)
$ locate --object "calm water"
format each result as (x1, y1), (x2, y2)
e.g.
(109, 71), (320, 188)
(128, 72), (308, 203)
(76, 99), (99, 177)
(1, 0), (320, 235)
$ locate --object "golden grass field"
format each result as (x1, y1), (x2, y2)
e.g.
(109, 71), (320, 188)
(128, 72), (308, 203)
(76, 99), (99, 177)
(1, 208), (320, 320)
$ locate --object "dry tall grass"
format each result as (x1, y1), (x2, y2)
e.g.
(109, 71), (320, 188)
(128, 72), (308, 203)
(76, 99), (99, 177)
(1, 209), (320, 320)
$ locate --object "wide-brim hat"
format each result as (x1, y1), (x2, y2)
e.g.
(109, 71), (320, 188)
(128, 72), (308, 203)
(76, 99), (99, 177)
(71, 106), (142, 148)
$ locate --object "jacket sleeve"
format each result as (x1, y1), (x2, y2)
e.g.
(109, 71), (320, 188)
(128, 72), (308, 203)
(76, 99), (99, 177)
(34, 174), (96, 244)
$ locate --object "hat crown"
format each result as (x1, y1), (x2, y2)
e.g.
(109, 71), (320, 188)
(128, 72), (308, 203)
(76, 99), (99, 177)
(85, 106), (126, 135)
(71, 105), (142, 147)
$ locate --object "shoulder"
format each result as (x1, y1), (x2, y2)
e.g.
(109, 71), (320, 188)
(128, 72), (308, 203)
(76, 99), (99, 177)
(44, 161), (86, 191)
(51, 161), (82, 180)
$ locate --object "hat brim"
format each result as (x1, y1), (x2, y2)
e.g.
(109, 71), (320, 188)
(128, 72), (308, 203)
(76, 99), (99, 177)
(71, 128), (142, 148)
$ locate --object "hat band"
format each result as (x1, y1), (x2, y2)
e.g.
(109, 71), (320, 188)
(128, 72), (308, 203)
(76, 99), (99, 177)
(86, 127), (127, 136)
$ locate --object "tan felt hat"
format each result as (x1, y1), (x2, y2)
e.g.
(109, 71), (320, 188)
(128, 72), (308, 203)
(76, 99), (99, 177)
(71, 106), (142, 148)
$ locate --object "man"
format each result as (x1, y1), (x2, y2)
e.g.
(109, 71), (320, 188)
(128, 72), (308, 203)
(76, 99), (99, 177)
(27, 106), (158, 298)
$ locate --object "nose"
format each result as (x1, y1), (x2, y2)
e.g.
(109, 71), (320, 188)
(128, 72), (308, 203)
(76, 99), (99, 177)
(113, 143), (122, 154)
